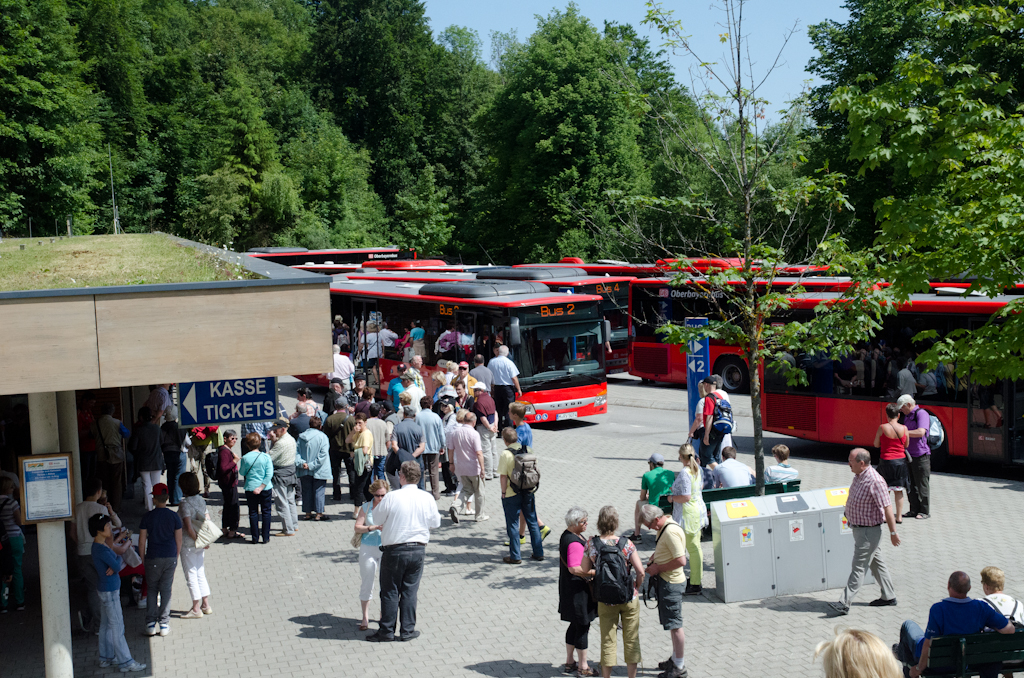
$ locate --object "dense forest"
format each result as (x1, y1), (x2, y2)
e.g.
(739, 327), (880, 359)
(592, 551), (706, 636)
(0, 0), (970, 262)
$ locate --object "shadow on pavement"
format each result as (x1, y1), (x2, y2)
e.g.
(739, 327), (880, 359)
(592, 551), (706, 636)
(465, 660), (563, 678)
(289, 612), (366, 641)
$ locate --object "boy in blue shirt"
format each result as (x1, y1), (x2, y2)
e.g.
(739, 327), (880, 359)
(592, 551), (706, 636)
(507, 403), (549, 544)
(90, 514), (146, 672)
(138, 483), (182, 638)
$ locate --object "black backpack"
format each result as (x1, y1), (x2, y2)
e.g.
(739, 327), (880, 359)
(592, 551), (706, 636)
(204, 448), (219, 482)
(592, 536), (633, 605)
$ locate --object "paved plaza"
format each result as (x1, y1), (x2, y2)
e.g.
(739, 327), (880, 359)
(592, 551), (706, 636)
(4, 377), (1024, 678)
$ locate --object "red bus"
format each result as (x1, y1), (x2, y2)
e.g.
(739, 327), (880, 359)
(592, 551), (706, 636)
(338, 267), (634, 375)
(246, 246), (415, 266)
(628, 276), (860, 392)
(761, 289), (1024, 469)
(313, 278), (611, 423)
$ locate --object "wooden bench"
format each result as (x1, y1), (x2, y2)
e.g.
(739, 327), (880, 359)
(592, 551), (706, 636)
(918, 630), (1024, 677)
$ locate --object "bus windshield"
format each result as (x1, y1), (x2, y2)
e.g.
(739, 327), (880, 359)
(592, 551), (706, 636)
(519, 321), (603, 381)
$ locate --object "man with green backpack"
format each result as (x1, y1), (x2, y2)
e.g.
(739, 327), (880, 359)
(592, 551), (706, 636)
(498, 428), (542, 565)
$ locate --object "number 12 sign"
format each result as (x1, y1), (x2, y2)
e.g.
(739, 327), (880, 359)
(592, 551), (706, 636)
(685, 317), (710, 429)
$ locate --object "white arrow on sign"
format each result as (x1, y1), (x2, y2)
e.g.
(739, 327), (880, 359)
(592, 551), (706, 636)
(688, 359), (698, 372)
(688, 339), (704, 354)
(181, 383), (196, 423)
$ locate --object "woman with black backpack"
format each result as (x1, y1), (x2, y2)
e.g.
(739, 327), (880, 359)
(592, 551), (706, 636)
(580, 506), (646, 678)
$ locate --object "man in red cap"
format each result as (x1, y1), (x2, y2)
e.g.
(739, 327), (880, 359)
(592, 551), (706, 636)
(138, 482), (182, 637)
(455, 361), (477, 391)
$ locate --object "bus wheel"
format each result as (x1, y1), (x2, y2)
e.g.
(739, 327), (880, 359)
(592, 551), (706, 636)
(716, 356), (749, 393)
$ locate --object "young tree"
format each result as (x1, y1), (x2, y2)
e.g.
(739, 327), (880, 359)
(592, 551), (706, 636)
(831, 0), (1024, 383)
(612, 0), (886, 491)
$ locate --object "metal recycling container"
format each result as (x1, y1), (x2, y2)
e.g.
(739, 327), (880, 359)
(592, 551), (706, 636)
(711, 496), (778, 603)
(808, 487), (874, 590)
(769, 492), (827, 596)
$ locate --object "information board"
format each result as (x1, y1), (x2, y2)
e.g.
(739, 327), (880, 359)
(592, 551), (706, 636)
(685, 317), (710, 428)
(178, 377), (278, 427)
(19, 454), (74, 523)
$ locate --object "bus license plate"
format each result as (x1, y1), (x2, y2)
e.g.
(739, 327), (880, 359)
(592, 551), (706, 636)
(556, 412), (578, 421)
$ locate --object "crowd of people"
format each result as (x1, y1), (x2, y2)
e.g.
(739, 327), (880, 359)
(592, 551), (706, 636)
(2, 331), (1023, 678)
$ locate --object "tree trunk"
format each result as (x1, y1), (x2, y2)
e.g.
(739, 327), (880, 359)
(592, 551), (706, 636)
(749, 344), (765, 496)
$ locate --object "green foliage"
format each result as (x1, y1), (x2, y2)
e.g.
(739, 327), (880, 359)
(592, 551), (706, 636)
(0, 0), (103, 234)
(394, 165), (453, 254)
(475, 5), (648, 263)
(831, 0), (1024, 382)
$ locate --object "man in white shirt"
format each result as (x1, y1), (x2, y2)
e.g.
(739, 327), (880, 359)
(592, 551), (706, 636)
(365, 461), (441, 643)
(399, 371), (426, 415)
(379, 323), (399, 348)
(915, 364), (938, 398)
(328, 345), (355, 386)
(488, 345), (522, 428)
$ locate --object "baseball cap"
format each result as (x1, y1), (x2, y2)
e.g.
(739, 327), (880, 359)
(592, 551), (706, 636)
(472, 382), (487, 390)
(270, 418), (290, 428)
(458, 361), (469, 368)
(330, 377), (344, 385)
(648, 453), (665, 464)
(151, 483), (169, 497)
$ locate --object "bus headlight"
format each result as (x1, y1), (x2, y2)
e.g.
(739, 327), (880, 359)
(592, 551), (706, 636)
(517, 401), (536, 415)
(594, 395), (607, 407)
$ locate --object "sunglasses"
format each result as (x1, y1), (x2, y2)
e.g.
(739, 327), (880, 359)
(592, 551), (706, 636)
(372, 493), (387, 498)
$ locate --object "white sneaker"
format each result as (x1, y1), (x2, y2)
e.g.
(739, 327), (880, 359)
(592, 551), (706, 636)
(99, 660), (112, 668)
(159, 624), (170, 636)
(136, 596), (147, 609)
(144, 622), (158, 637)
(120, 661), (147, 672)
(476, 515), (490, 522)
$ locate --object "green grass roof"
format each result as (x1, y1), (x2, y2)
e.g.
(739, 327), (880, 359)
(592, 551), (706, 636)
(0, 234), (255, 291)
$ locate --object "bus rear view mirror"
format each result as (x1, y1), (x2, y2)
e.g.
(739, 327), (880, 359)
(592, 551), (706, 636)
(603, 319), (612, 344)
(509, 317), (521, 346)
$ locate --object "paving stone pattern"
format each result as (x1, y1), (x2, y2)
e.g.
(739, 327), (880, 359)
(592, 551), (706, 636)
(3, 378), (1024, 678)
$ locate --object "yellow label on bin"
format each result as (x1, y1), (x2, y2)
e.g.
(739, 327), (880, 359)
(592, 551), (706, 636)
(825, 488), (849, 507)
(725, 500), (760, 519)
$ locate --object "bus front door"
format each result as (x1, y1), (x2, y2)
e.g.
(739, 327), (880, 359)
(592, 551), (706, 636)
(967, 372), (1007, 463)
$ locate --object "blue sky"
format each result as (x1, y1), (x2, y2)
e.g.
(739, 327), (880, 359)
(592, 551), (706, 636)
(423, 0), (850, 118)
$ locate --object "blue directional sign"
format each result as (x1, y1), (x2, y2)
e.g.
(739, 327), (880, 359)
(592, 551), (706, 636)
(685, 318), (710, 429)
(178, 377), (278, 427)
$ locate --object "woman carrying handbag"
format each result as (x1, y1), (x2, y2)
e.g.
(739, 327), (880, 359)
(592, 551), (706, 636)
(177, 472), (216, 619)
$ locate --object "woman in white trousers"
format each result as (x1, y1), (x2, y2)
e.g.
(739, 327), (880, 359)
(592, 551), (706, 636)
(353, 479), (389, 630)
(177, 473), (212, 619)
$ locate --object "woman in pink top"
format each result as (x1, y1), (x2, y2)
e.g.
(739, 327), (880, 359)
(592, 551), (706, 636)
(559, 508), (596, 676)
(874, 403), (909, 522)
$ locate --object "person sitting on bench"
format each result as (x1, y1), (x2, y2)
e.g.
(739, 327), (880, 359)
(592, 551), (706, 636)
(895, 571), (1014, 678)
(711, 447), (754, 489)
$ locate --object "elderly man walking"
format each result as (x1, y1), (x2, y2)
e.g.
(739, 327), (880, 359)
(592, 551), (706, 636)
(267, 420), (299, 537)
(365, 461), (441, 643)
(828, 448), (901, 615)
(640, 505), (690, 678)
(448, 412), (487, 523)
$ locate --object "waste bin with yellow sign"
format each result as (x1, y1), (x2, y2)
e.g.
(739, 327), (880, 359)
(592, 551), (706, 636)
(711, 496), (778, 602)
(807, 487), (874, 590)
(769, 492), (827, 596)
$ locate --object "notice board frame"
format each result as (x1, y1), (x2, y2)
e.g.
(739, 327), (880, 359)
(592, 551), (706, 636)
(17, 453), (75, 524)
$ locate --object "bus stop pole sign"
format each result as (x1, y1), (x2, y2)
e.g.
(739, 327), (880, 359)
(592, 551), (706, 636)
(685, 318), (710, 429)
(178, 377), (278, 427)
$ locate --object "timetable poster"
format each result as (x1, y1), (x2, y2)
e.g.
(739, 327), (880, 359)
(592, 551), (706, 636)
(20, 455), (73, 522)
